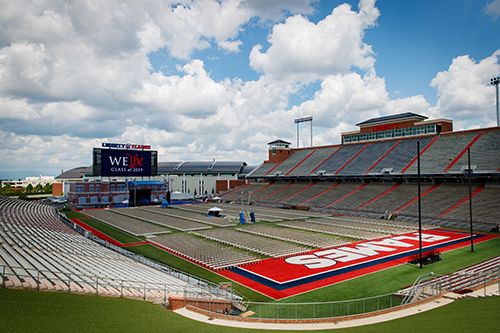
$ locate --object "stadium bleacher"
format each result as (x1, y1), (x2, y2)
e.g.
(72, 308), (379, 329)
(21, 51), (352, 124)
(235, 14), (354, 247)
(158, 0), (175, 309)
(232, 127), (500, 230)
(0, 196), (222, 300)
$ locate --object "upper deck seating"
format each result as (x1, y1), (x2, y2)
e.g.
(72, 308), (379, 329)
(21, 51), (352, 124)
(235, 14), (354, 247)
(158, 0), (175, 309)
(368, 136), (435, 175)
(336, 141), (398, 175)
(404, 132), (479, 174)
(316, 144), (368, 175)
(444, 130), (500, 174)
(287, 147), (340, 176)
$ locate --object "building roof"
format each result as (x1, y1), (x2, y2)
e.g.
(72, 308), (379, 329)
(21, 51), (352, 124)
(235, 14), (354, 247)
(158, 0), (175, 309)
(57, 161), (254, 178)
(356, 112), (428, 127)
(240, 165), (257, 175)
(210, 161), (248, 173)
(158, 162), (183, 173)
(170, 161), (249, 174)
(56, 166), (92, 179)
(268, 139), (291, 145)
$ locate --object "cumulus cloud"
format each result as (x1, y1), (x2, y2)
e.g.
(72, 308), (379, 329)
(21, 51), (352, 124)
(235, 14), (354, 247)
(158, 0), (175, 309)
(218, 39), (243, 53)
(249, 0), (379, 83)
(1, 0), (499, 178)
(430, 51), (500, 128)
(288, 69), (387, 145)
(245, 0), (317, 22)
(383, 95), (431, 118)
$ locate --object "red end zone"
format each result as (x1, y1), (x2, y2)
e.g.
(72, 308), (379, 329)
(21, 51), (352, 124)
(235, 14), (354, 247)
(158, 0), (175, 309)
(217, 229), (498, 300)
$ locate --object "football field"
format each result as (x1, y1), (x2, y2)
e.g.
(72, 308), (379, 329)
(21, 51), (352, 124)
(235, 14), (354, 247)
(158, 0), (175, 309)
(218, 229), (498, 299)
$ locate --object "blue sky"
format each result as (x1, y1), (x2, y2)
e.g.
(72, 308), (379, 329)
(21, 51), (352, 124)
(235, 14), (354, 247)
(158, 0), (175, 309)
(148, 0), (500, 107)
(0, 0), (499, 179)
(365, 0), (500, 105)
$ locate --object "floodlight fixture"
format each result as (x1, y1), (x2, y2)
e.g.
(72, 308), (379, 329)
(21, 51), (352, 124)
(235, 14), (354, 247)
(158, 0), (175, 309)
(294, 116), (313, 148)
(491, 77), (500, 126)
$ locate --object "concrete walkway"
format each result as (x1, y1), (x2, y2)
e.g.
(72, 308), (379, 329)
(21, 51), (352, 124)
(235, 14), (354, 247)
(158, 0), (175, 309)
(174, 284), (499, 330)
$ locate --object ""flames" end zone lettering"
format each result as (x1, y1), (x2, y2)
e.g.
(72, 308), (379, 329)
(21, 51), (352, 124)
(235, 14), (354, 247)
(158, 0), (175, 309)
(285, 233), (449, 269)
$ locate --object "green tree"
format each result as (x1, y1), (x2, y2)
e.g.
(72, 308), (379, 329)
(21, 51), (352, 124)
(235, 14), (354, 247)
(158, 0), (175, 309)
(43, 183), (52, 194)
(26, 184), (33, 193)
(2, 183), (15, 196)
(35, 183), (43, 192)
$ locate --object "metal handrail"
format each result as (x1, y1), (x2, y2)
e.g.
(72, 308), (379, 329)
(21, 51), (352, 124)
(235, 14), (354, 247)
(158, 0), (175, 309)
(56, 212), (247, 303)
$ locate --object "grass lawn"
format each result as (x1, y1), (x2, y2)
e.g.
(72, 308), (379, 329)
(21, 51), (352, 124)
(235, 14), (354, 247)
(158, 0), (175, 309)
(65, 209), (500, 304)
(280, 236), (500, 303)
(1, 288), (498, 332)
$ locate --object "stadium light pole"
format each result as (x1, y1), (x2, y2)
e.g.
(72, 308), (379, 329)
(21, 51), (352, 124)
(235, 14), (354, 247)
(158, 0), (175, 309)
(417, 141), (423, 269)
(294, 116), (313, 148)
(468, 148), (474, 252)
(134, 178), (137, 207)
(491, 77), (500, 126)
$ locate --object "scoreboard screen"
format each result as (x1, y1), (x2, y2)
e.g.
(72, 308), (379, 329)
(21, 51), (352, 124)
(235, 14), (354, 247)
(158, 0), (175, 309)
(93, 148), (157, 177)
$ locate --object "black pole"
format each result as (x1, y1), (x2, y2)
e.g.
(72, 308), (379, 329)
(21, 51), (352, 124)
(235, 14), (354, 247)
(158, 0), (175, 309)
(417, 141), (422, 269)
(468, 148), (474, 252)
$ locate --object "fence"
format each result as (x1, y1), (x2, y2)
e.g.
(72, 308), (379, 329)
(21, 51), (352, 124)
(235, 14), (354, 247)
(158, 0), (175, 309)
(185, 262), (500, 321)
(0, 264), (186, 301)
(437, 265), (500, 294)
(187, 292), (407, 321)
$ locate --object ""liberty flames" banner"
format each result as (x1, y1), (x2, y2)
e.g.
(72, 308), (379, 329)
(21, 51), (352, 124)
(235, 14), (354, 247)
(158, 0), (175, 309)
(101, 149), (152, 176)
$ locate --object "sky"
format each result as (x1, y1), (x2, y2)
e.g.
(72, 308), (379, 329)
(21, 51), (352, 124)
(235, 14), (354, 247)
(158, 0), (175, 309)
(1, 0), (500, 179)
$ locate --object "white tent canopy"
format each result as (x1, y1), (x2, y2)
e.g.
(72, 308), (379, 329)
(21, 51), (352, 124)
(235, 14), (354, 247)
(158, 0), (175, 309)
(207, 206), (223, 217)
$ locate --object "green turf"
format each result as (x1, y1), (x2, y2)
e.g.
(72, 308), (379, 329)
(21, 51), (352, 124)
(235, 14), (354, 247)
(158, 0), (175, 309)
(279, 236), (500, 303)
(1, 288), (498, 332)
(66, 209), (500, 304)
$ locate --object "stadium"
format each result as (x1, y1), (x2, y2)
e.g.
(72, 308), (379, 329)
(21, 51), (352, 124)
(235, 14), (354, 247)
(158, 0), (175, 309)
(1, 112), (500, 331)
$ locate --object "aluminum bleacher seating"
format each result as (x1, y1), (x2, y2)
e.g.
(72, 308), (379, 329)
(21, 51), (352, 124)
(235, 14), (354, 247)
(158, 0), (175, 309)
(220, 183), (269, 201)
(404, 132), (479, 174)
(368, 136), (435, 175)
(236, 224), (349, 248)
(445, 130), (500, 174)
(255, 183), (310, 205)
(141, 206), (235, 227)
(149, 233), (261, 271)
(248, 163), (278, 178)
(439, 186), (500, 224)
(325, 183), (393, 211)
(112, 208), (212, 231)
(288, 147), (340, 176)
(336, 141), (398, 175)
(314, 144), (368, 175)
(83, 209), (174, 236)
(266, 149), (316, 176)
(193, 228), (310, 258)
(0, 196), (214, 300)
